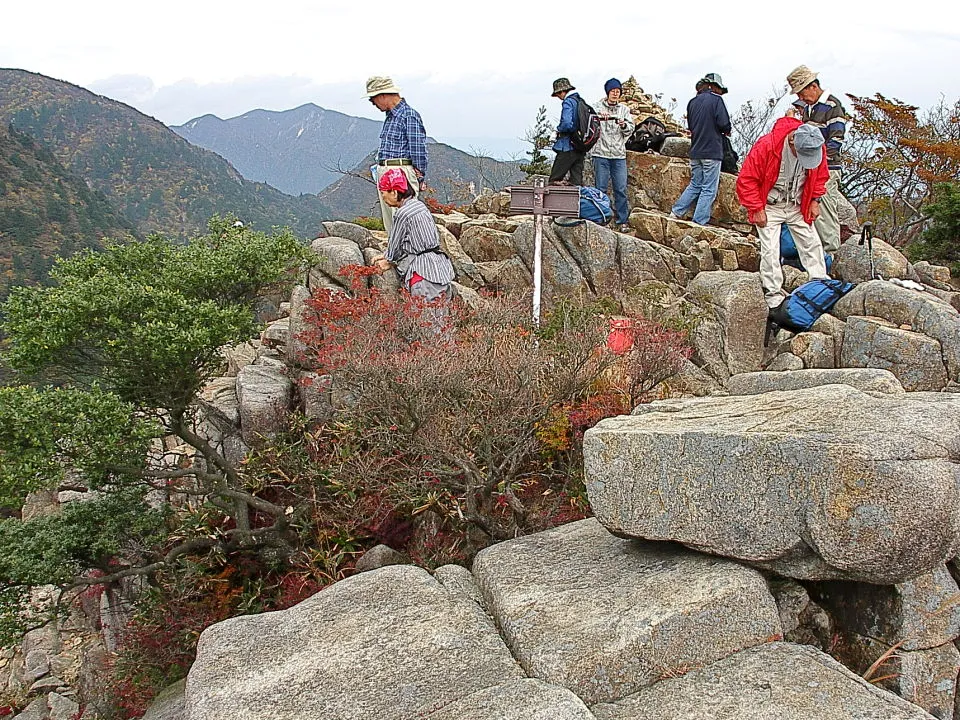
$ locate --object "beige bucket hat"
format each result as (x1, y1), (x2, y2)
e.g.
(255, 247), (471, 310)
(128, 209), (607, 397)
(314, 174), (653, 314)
(364, 76), (402, 98)
(787, 65), (818, 94)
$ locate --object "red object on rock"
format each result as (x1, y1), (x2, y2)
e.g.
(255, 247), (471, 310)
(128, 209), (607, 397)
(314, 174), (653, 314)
(607, 318), (634, 355)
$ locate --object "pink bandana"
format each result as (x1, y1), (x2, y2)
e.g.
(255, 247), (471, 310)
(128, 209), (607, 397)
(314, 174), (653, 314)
(377, 168), (409, 193)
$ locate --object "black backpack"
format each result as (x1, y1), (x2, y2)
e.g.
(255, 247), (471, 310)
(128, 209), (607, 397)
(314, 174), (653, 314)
(626, 116), (678, 153)
(570, 97), (602, 153)
(721, 135), (739, 174)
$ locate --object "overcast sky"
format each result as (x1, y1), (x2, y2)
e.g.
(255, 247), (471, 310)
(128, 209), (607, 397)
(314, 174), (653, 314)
(4, 0), (959, 160)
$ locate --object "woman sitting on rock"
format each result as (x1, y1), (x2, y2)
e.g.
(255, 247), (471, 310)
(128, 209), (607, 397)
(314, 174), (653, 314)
(374, 168), (455, 302)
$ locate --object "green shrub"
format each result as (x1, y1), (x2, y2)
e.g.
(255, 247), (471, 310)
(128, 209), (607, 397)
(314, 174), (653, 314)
(907, 182), (960, 276)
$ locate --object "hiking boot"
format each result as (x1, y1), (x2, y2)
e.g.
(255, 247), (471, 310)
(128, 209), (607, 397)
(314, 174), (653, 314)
(619, 224), (632, 233)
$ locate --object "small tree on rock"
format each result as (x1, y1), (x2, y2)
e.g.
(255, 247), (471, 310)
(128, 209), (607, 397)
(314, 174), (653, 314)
(520, 106), (554, 180)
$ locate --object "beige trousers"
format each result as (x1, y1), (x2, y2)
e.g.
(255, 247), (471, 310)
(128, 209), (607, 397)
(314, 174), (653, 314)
(758, 203), (828, 309)
(376, 164), (420, 234)
(814, 169), (842, 255)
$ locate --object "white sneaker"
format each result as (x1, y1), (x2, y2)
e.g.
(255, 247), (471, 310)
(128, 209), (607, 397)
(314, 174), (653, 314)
(668, 213), (679, 219)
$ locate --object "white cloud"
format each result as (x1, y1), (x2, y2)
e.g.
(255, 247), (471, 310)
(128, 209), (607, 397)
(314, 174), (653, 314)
(2, 0), (958, 158)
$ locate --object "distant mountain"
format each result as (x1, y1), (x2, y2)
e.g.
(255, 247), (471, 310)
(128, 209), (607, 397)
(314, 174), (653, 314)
(171, 104), (384, 195)
(0, 123), (134, 296)
(0, 69), (330, 239)
(319, 142), (524, 221)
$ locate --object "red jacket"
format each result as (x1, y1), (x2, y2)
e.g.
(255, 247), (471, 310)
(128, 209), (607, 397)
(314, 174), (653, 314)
(736, 116), (829, 225)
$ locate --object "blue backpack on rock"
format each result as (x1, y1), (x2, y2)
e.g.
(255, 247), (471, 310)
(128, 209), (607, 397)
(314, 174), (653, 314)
(768, 278), (855, 334)
(579, 186), (614, 224)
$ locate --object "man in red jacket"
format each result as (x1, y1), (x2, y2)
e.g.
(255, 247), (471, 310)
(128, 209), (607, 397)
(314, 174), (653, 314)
(736, 117), (830, 310)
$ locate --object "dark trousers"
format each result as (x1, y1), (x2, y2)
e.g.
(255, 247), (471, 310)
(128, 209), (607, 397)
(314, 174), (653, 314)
(549, 150), (585, 185)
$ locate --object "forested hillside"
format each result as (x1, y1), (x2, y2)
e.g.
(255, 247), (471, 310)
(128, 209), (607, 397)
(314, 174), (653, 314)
(0, 69), (330, 239)
(0, 123), (133, 296)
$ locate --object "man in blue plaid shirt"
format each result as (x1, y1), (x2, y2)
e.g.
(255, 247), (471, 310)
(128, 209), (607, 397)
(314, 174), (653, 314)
(365, 76), (428, 233)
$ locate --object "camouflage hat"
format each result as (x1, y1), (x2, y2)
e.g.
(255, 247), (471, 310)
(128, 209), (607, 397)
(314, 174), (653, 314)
(787, 65), (818, 94)
(551, 78), (575, 97)
(364, 76), (402, 98)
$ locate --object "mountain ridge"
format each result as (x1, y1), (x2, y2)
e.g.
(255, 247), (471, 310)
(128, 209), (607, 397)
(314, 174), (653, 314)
(172, 102), (385, 196)
(0, 68), (330, 239)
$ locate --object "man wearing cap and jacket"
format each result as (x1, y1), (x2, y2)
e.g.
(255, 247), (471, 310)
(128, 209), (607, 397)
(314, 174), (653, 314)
(592, 78), (635, 230)
(736, 117), (830, 310)
(549, 78), (586, 186)
(365, 76), (428, 234)
(786, 65), (848, 255)
(670, 73), (732, 226)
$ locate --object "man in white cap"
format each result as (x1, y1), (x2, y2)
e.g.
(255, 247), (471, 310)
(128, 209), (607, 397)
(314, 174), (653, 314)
(736, 117), (830, 310)
(365, 76), (428, 233)
(786, 65), (848, 255)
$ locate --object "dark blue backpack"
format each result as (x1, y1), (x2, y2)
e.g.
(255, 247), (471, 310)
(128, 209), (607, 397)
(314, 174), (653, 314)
(768, 278), (854, 333)
(579, 186), (613, 224)
(780, 225), (833, 273)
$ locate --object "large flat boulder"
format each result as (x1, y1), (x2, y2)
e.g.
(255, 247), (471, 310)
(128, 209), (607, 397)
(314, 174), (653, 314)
(726, 368), (905, 396)
(584, 385), (960, 583)
(591, 642), (936, 720)
(471, 519), (780, 705)
(185, 565), (523, 720)
(308, 237), (366, 290)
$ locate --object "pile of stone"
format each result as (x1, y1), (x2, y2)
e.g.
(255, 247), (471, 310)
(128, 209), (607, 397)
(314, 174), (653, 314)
(619, 76), (686, 135)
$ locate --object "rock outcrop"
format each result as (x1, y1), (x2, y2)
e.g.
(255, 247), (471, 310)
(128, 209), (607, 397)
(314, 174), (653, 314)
(591, 642), (935, 720)
(584, 385), (960, 584)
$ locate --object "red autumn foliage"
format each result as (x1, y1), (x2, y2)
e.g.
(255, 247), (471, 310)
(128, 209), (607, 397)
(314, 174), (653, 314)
(297, 268), (691, 545)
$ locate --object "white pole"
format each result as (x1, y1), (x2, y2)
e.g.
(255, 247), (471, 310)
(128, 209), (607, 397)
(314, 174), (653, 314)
(533, 213), (543, 326)
(532, 176), (546, 326)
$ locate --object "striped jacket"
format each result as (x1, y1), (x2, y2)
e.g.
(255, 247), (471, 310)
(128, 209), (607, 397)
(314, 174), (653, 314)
(798, 90), (847, 171)
(386, 199), (455, 287)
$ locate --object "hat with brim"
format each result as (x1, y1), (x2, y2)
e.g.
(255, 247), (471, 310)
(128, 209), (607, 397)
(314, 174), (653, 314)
(365, 76), (402, 98)
(552, 77), (575, 97)
(787, 65), (818, 94)
(699, 73), (727, 94)
(793, 124), (825, 170)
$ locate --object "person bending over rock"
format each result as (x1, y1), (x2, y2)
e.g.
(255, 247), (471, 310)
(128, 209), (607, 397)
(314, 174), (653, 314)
(736, 118), (830, 310)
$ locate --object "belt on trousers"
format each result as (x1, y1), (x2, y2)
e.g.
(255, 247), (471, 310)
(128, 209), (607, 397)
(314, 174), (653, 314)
(379, 159), (412, 167)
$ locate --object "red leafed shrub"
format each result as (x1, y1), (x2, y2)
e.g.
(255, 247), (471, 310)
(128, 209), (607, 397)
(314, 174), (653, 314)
(422, 195), (456, 215)
(298, 270), (691, 545)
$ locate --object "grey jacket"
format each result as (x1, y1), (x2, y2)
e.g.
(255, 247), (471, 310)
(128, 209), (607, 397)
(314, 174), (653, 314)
(590, 99), (635, 159)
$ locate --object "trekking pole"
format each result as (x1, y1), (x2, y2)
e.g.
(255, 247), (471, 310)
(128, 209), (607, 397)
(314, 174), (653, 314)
(858, 222), (876, 280)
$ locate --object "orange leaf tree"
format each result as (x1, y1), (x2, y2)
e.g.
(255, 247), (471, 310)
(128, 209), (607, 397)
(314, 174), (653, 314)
(843, 93), (960, 245)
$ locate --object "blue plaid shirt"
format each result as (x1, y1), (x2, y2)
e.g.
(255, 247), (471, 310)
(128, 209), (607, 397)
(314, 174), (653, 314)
(379, 99), (428, 182)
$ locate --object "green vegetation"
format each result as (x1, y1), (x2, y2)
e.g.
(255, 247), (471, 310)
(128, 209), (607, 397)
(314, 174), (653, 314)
(0, 217), (307, 648)
(0, 123), (133, 296)
(907, 182), (960, 275)
(519, 105), (554, 179)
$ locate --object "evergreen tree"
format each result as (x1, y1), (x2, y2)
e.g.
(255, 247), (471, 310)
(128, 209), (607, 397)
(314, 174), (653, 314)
(519, 106), (554, 180)
(908, 182), (960, 275)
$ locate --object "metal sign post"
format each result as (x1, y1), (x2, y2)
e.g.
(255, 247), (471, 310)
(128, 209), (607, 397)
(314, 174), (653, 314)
(506, 179), (581, 326)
